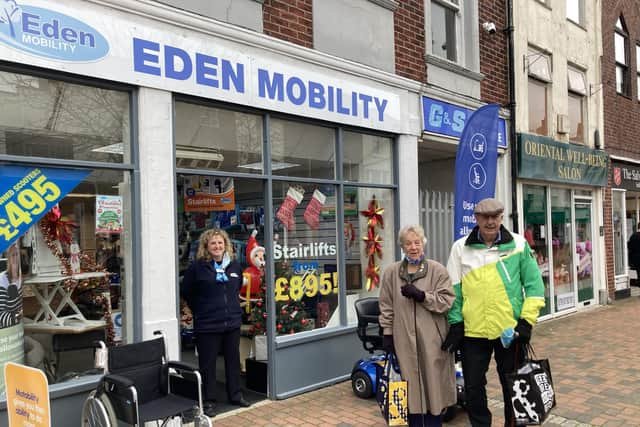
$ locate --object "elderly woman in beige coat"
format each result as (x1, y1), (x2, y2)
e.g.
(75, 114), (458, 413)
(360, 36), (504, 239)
(378, 224), (456, 426)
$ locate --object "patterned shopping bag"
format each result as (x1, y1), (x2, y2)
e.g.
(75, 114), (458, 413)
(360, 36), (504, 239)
(376, 352), (408, 426)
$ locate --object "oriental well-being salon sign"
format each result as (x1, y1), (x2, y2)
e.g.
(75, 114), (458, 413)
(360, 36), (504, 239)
(517, 133), (608, 187)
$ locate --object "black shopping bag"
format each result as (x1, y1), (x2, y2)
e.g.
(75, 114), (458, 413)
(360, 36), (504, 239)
(506, 350), (556, 425)
(376, 352), (408, 426)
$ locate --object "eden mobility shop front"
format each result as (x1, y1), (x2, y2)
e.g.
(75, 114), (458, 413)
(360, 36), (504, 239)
(0, 0), (422, 423)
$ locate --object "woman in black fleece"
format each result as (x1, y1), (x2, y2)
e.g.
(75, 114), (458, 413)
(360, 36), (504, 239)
(181, 228), (250, 417)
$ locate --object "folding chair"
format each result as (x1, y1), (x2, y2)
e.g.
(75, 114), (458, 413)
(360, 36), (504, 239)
(81, 331), (212, 426)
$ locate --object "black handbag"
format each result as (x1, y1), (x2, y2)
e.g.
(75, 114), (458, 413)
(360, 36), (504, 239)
(506, 346), (556, 425)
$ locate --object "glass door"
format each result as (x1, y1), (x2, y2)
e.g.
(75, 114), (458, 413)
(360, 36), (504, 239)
(523, 184), (551, 316)
(575, 200), (594, 304)
(551, 188), (575, 313)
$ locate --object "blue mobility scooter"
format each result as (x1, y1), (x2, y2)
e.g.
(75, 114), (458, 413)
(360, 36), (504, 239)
(350, 297), (465, 421)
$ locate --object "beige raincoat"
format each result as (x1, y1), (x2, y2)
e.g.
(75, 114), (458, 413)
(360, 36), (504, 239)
(378, 259), (457, 415)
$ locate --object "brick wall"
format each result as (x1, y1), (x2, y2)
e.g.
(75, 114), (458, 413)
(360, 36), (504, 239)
(479, 0), (508, 105)
(263, 0), (313, 48)
(602, 1), (640, 299)
(394, 0), (426, 82)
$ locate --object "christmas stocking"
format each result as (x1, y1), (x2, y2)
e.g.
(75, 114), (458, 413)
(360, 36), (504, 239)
(303, 189), (326, 229)
(276, 186), (304, 230)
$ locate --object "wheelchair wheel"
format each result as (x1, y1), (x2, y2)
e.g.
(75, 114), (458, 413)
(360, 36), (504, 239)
(194, 413), (214, 427)
(81, 391), (118, 427)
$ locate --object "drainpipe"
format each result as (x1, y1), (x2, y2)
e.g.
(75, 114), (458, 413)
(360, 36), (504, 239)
(506, 0), (519, 232)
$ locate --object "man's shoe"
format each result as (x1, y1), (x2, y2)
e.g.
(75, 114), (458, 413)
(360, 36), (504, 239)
(229, 396), (251, 407)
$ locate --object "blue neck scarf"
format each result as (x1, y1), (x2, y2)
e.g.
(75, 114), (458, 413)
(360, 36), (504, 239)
(404, 254), (424, 266)
(212, 253), (230, 283)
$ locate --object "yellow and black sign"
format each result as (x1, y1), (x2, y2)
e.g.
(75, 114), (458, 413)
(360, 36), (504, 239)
(517, 133), (608, 186)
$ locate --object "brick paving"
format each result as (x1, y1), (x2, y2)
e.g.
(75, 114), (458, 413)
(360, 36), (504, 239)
(209, 295), (640, 426)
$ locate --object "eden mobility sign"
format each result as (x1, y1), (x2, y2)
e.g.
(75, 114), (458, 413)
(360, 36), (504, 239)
(0, 0), (402, 132)
(0, 1), (109, 61)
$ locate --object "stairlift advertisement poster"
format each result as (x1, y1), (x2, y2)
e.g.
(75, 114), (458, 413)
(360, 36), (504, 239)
(5, 362), (50, 426)
(453, 104), (500, 241)
(0, 0), (404, 133)
(0, 165), (90, 254)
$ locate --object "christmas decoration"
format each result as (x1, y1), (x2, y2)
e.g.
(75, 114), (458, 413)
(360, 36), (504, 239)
(276, 186), (304, 231)
(303, 189), (326, 229)
(247, 261), (313, 336)
(360, 195), (384, 291)
(38, 208), (115, 344)
(240, 229), (266, 310)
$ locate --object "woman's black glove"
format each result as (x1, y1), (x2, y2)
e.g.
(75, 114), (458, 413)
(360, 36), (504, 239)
(382, 335), (394, 353)
(400, 284), (425, 302)
(441, 322), (464, 353)
(515, 318), (532, 344)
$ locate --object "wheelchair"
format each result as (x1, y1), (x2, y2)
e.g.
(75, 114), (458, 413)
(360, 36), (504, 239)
(81, 331), (212, 426)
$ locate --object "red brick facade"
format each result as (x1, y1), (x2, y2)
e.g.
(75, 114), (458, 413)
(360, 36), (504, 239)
(263, 0), (313, 48)
(602, 1), (640, 299)
(479, 0), (509, 105)
(394, 0), (426, 82)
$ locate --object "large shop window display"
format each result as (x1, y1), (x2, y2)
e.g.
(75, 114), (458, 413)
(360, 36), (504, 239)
(175, 101), (396, 348)
(0, 69), (132, 395)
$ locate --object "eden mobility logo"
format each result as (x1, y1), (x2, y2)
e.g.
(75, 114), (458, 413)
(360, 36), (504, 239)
(0, 0), (109, 61)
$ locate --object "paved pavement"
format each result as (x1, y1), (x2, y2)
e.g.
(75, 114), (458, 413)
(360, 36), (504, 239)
(210, 293), (640, 426)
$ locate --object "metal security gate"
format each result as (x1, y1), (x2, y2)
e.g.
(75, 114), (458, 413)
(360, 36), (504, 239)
(419, 190), (454, 265)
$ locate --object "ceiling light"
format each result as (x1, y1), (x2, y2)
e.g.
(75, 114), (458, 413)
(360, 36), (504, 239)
(238, 161), (300, 171)
(92, 142), (124, 154)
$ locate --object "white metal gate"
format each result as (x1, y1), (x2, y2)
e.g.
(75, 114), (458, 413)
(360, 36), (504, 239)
(419, 190), (454, 265)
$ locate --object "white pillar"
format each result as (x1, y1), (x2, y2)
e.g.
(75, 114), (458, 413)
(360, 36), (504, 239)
(397, 134), (420, 227)
(137, 87), (180, 359)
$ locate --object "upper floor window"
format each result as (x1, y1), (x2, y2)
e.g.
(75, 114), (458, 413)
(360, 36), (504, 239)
(430, 0), (459, 62)
(527, 48), (551, 136)
(567, 66), (587, 143)
(566, 0), (583, 25)
(636, 44), (640, 101)
(615, 17), (630, 96)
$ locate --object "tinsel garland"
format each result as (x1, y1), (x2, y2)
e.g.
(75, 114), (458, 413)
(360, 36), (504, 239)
(38, 216), (115, 344)
(360, 195), (384, 290)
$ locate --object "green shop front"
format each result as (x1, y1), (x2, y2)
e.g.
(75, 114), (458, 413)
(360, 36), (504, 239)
(517, 133), (608, 319)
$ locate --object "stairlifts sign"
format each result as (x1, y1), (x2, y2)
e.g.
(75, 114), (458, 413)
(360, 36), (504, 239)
(0, 1), (109, 61)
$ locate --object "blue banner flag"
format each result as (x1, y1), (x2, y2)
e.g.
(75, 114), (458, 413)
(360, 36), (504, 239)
(453, 104), (500, 241)
(0, 165), (90, 253)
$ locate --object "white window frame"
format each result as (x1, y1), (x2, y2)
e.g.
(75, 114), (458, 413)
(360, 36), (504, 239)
(615, 17), (630, 96)
(567, 66), (587, 144)
(566, 0), (584, 26)
(428, 0), (461, 63)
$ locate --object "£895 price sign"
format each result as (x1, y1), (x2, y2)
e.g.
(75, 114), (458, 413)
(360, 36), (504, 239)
(0, 166), (90, 253)
(275, 272), (338, 302)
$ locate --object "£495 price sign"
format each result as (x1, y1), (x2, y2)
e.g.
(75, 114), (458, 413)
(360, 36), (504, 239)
(0, 165), (90, 254)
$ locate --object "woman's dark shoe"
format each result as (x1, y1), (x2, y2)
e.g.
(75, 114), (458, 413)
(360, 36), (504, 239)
(203, 401), (216, 417)
(229, 396), (251, 407)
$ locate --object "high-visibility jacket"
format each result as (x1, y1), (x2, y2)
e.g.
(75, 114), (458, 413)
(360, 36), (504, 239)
(446, 225), (545, 339)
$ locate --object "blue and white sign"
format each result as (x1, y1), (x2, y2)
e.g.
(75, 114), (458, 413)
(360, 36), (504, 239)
(0, 0), (404, 132)
(0, 165), (90, 254)
(422, 96), (507, 148)
(453, 104), (500, 241)
(0, 1), (109, 61)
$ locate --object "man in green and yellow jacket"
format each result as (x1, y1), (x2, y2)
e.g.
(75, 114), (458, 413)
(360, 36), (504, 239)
(442, 198), (545, 427)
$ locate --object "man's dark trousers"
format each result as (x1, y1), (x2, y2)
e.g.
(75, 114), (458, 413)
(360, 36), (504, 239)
(461, 337), (524, 427)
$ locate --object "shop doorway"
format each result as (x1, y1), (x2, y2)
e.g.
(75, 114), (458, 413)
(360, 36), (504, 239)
(523, 185), (596, 317)
(176, 174), (268, 412)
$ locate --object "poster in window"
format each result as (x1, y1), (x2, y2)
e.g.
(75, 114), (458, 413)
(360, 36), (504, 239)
(183, 176), (235, 212)
(95, 195), (123, 234)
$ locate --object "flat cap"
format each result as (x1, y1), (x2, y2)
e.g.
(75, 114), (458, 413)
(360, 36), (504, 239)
(474, 198), (504, 215)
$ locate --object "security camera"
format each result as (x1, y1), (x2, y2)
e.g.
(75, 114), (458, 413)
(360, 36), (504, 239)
(482, 22), (497, 34)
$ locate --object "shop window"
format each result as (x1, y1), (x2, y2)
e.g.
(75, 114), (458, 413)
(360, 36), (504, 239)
(430, 0), (459, 62)
(613, 190), (626, 276)
(0, 167), (132, 389)
(0, 71), (131, 163)
(528, 78), (548, 136)
(566, 0), (583, 26)
(343, 132), (393, 184)
(615, 17), (630, 96)
(269, 118), (335, 179)
(175, 103), (263, 174)
(523, 184), (549, 316)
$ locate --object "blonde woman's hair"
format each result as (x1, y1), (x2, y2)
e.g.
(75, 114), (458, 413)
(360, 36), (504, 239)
(196, 228), (234, 262)
(398, 224), (427, 246)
